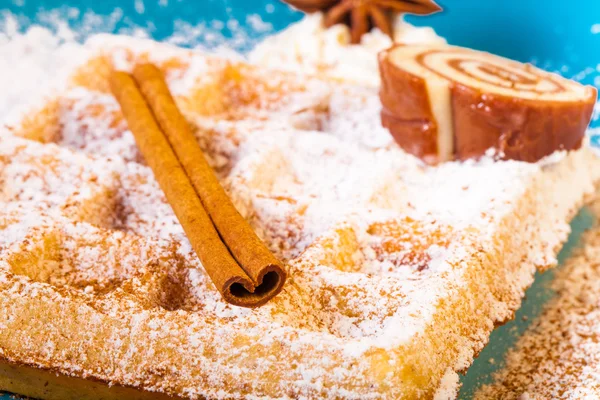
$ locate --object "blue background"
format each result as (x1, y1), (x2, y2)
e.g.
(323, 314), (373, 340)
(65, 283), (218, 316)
(0, 1), (599, 398)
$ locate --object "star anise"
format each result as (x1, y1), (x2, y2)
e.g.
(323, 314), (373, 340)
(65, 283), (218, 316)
(283, 0), (442, 44)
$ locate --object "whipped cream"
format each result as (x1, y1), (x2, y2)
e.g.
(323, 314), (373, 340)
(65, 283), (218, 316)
(249, 13), (445, 87)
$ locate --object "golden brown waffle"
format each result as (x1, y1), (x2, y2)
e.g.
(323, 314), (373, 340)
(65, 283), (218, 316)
(1, 35), (599, 399)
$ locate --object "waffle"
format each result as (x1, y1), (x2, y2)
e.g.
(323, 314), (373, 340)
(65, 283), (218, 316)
(475, 196), (600, 399)
(1, 34), (599, 399)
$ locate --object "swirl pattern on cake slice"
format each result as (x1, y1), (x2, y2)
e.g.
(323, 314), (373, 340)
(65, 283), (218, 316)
(379, 44), (597, 163)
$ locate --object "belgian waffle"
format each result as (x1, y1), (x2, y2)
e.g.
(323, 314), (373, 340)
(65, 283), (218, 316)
(0, 35), (599, 399)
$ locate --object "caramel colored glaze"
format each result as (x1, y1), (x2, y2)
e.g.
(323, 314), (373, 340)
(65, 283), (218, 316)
(381, 110), (438, 162)
(378, 49), (440, 162)
(378, 51), (435, 121)
(452, 83), (597, 162)
(378, 44), (598, 163)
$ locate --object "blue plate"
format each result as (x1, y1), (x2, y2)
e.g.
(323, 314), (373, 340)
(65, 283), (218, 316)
(1, 1), (599, 398)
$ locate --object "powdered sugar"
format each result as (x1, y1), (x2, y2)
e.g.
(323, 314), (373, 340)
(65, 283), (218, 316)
(475, 194), (600, 399)
(0, 9), (598, 398)
(0, 34), (598, 399)
(0, 26), (87, 125)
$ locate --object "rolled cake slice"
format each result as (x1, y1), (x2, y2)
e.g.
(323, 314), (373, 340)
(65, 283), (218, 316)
(379, 44), (597, 163)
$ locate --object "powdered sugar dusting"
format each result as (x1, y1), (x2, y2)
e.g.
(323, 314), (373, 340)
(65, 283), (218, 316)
(0, 24), (599, 400)
(475, 194), (600, 399)
(0, 26), (88, 125)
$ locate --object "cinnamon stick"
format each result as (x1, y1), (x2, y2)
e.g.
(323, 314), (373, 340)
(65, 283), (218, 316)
(109, 67), (286, 308)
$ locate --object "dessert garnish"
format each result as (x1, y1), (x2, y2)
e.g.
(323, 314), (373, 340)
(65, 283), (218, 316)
(283, 0), (442, 44)
(379, 44), (598, 163)
(4, 36), (600, 400)
(109, 63), (287, 308)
